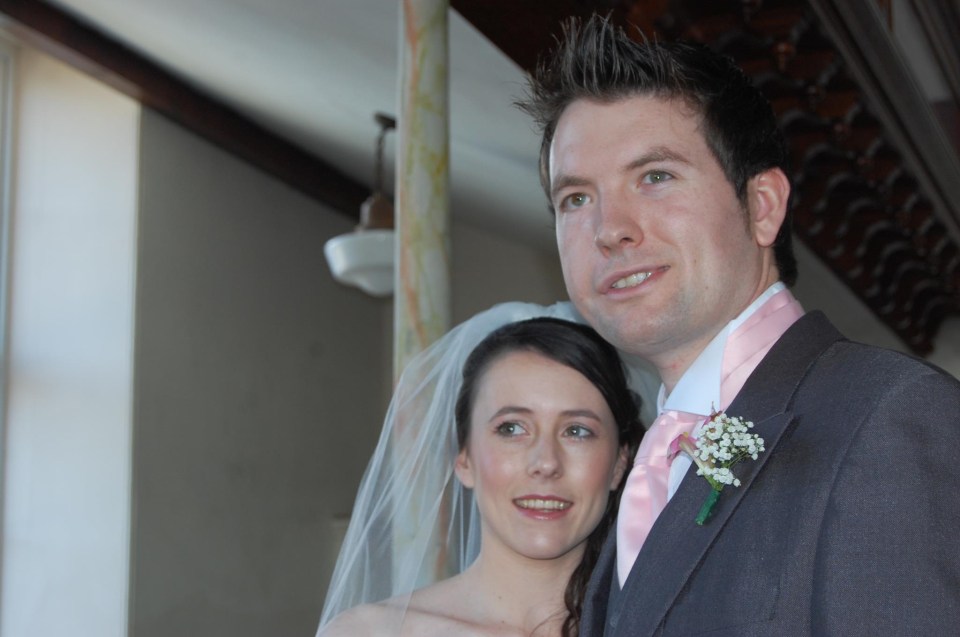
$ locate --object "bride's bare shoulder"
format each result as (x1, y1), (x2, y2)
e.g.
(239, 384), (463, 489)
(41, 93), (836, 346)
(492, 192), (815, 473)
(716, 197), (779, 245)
(317, 601), (404, 637)
(319, 577), (487, 637)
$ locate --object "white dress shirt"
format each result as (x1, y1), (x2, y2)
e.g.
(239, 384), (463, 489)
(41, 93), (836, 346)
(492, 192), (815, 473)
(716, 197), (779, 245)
(660, 282), (787, 499)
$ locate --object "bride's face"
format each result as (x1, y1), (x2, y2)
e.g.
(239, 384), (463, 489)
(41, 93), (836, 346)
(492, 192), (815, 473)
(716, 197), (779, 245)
(454, 349), (628, 563)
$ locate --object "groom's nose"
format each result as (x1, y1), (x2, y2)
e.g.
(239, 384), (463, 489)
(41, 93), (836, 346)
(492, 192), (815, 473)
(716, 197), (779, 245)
(594, 191), (644, 254)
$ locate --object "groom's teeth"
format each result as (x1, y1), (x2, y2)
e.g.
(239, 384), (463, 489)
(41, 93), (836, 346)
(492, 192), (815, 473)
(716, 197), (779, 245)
(515, 498), (571, 511)
(612, 271), (651, 289)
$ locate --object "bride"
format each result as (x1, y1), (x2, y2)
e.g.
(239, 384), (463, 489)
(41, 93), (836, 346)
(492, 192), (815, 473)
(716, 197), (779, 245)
(317, 303), (649, 636)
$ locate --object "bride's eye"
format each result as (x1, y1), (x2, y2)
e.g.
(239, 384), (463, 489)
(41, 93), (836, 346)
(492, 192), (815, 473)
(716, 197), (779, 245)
(495, 421), (526, 437)
(565, 424), (596, 439)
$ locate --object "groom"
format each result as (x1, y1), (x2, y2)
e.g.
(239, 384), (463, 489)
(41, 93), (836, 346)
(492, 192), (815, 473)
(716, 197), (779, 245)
(520, 15), (960, 636)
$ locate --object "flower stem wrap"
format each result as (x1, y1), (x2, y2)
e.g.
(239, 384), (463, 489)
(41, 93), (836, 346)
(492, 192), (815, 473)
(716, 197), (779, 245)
(695, 489), (721, 525)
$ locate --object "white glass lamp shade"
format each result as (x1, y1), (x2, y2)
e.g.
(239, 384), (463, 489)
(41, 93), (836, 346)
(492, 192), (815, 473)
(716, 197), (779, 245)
(324, 229), (395, 297)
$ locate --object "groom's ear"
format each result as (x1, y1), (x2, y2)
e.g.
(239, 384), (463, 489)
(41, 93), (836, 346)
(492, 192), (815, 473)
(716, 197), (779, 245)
(454, 448), (475, 488)
(748, 167), (790, 248)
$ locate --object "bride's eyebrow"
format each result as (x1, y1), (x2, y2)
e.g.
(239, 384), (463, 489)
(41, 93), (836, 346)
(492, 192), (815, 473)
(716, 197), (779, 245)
(560, 409), (601, 421)
(489, 406), (533, 421)
(487, 406), (602, 422)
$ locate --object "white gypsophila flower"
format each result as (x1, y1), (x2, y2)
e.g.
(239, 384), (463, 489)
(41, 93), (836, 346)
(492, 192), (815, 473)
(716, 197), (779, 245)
(671, 411), (766, 526)
(688, 411), (765, 491)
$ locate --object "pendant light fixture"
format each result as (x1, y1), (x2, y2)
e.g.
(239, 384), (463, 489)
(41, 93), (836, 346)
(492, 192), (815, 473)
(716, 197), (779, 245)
(324, 113), (396, 297)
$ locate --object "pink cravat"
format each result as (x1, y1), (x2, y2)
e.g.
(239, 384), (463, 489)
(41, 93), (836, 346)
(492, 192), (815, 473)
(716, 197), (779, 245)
(720, 289), (805, 409)
(616, 289), (804, 587)
(616, 408), (703, 587)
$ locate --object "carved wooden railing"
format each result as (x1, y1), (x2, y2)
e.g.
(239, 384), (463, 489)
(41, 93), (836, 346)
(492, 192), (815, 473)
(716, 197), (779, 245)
(646, 0), (960, 353)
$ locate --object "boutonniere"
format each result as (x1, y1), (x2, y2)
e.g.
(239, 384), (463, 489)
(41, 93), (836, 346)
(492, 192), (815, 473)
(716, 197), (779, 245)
(669, 411), (765, 525)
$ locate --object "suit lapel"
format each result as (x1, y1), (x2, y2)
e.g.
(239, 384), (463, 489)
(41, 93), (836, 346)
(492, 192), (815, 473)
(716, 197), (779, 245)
(611, 312), (843, 636)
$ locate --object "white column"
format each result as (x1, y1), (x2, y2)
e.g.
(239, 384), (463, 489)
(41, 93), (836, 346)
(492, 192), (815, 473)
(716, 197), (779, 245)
(393, 0), (452, 587)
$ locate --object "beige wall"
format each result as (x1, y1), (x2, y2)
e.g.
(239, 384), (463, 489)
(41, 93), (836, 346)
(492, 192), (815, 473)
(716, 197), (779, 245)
(130, 109), (389, 636)
(451, 218), (566, 321)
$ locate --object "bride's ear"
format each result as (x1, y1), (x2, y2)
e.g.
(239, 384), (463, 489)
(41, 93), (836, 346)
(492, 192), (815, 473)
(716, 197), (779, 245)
(454, 448), (475, 488)
(610, 444), (629, 489)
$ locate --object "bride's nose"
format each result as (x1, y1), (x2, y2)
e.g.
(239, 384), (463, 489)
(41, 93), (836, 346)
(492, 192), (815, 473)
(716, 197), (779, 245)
(527, 437), (562, 478)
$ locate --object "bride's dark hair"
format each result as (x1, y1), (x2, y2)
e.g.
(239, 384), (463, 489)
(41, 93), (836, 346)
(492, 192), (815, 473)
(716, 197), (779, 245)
(454, 317), (643, 637)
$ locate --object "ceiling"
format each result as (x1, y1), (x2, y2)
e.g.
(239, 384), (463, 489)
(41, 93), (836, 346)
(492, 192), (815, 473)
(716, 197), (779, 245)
(36, 0), (560, 250)
(2, 0), (960, 353)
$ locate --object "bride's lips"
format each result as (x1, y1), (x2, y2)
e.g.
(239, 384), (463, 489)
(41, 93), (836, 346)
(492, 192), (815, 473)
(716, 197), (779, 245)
(514, 496), (573, 519)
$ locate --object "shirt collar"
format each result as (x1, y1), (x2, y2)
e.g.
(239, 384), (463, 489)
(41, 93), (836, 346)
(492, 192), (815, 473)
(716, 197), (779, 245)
(658, 282), (786, 416)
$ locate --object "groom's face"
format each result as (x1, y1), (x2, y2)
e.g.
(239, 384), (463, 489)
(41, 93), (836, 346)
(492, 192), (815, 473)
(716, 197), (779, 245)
(549, 95), (778, 372)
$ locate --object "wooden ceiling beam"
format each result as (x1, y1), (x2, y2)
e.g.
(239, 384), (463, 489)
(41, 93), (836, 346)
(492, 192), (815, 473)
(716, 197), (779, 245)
(451, 0), (632, 73)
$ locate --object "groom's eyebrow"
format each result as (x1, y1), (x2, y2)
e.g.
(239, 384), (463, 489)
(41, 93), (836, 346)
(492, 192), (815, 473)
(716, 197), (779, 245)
(624, 146), (691, 171)
(550, 174), (592, 202)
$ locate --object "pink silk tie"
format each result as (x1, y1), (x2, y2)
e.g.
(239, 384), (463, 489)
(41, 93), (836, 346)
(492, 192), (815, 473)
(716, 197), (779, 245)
(720, 289), (805, 409)
(616, 408), (703, 587)
(615, 289), (804, 587)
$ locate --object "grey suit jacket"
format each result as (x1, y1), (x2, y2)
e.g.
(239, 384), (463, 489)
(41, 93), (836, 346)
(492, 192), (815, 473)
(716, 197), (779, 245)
(581, 311), (960, 636)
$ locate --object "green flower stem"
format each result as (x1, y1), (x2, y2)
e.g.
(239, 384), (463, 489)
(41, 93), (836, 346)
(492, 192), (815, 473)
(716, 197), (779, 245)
(696, 489), (722, 525)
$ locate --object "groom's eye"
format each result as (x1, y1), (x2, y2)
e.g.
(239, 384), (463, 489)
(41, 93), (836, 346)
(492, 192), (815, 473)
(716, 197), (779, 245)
(642, 170), (673, 184)
(558, 192), (591, 211)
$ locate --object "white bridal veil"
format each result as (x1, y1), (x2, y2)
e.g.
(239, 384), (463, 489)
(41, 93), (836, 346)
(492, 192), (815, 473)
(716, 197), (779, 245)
(317, 301), (659, 634)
